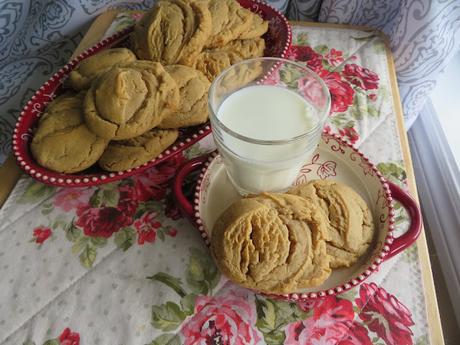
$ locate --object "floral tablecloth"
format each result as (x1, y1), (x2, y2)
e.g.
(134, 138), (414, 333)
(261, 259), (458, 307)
(0, 14), (436, 345)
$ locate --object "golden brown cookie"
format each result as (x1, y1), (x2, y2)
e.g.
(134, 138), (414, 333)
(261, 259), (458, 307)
(38, 92), (82, 123)
(193, 50), (235, 81)
(83, 61), (179, 140)
(207, 0), (230, 45)
(211, 193), (331, 294)
(98, 128), (178, 171)
(205, 0), (253, 48)
(239, 11), (269, 40)
(192, 38), (264, 82)
(288, 180), (374, 268)
(225, 38), (265, 60)
(217, 59), (264, 95)
(159, 65), (210, 128)
(68, 48), (137, 91)
(132, 0), (211, 65)
(31, 93), (108, 173)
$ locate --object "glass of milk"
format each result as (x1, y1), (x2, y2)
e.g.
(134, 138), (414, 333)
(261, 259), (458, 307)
(209, 57), (331, 195)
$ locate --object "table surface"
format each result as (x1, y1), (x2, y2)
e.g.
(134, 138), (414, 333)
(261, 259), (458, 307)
(0, 11), (444, 345)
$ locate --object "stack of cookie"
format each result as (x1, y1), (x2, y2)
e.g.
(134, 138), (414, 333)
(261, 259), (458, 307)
(210, 180), (375, 294)
(132, 0), (268, 81)
(31, 0), (268, 174)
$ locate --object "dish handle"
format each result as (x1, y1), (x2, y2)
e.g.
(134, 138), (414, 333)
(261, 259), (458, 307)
(384, 182), (422, 261)
(172, 154), (211, 220)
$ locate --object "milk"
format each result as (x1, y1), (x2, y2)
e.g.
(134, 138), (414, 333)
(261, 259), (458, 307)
(214, 85), (321, 194)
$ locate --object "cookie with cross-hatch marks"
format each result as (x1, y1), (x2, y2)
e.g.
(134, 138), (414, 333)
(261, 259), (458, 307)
(211, 193), (331, 294)
(288, 180), (375, 268)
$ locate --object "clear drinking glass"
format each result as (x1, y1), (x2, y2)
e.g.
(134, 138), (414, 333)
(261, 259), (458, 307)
(209, 57), (331, 195)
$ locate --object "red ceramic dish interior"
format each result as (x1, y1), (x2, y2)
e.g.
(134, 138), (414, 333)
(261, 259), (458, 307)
(12, 0), (292, 187)
(173, 132), (422, 301)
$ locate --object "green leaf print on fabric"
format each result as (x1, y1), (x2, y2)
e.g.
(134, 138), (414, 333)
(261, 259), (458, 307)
(89, 188), (120, 208)
(135, 200), (163, 219)
(18, 181), (56, 204)
(151, 302), (186, 332)
(147, 273), (187, 298)
(377, 161), (410, 228)
(376, 161), (407, 186)
(22, 341), (36, 345)
(180, 293), (197, 315)
(351, 33), (378, 41)
(79, 244), (97, 268)
(147, 249), (221, 337)
(147, 333), (181, 345)
(415, 335), (429, 345)
(41, 202), (54, 216)
(294, 32), (310, 46)
(279, 65), (304, 89)
(42, 340), (59, 345)
(401, 242), (419, 264)
(90, 236), (107, 247)
(184, 142), (211, 160)
(186, 248), (219, 295)
(71, 236), (89, 254)
(114, 227), (136, 251)
(255, 296), (308, 344)
(314, 44), (328, 55)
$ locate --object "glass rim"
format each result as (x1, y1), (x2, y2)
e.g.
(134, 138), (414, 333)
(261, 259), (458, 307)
(208, 57), (331, 145)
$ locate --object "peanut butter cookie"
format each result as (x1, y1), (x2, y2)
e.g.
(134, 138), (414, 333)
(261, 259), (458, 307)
(239, 11), (269, 40)
(132, 0), (211, 65)
(159, 65), (210, 128)
(83, 61), (179, 140)
(193, 50), (236, 81)
(225, 38), (265, 60)
(205, 0), (253, 48)
(68, 48), (137, 91)
(288, 180), (374, 268)
(31, 93), (107, 173)
(211, 193), (331, 294)
(98, 128), (178, 171)
(193, 38), (265, 81)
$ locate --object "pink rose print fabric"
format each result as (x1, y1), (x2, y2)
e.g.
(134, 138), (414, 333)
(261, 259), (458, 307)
(319, 70), (355, 113)
(32, 226), (52, 244)
(54, 188), (92, 212)
(287, 39), (382, 145)
(356, 282), (415, 345)
(75, 204), (133, 238)
(343, 64), (379, 90)
(58, 327), (80, 345)
(181, 286), (263, 345)
(286, 296), (372, 345)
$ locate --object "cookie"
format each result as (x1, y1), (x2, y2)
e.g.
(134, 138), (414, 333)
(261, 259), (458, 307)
(98, 128), (178, 171)
(205, 0), (253, 48)
(193, 38), (264, 82)
(31, 93), (107, 173)
(68, 48), (137, 90)
(38, 92), (83, 123)
(217, 59), (264, 95)
(288, 180), (374, 268)
(225, 38), (265, 60)
(211, 193), (331, 294)
(239, 11), (269, 40)
(159, 65), (210, 128)
(207, 0), (230, 45)
(83, 60), (179, 140)
(132, 0), (211, 65)
(193, 50), (236, 81)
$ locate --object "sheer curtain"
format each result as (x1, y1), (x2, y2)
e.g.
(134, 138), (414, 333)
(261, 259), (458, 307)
(0, 0), (459, 163)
